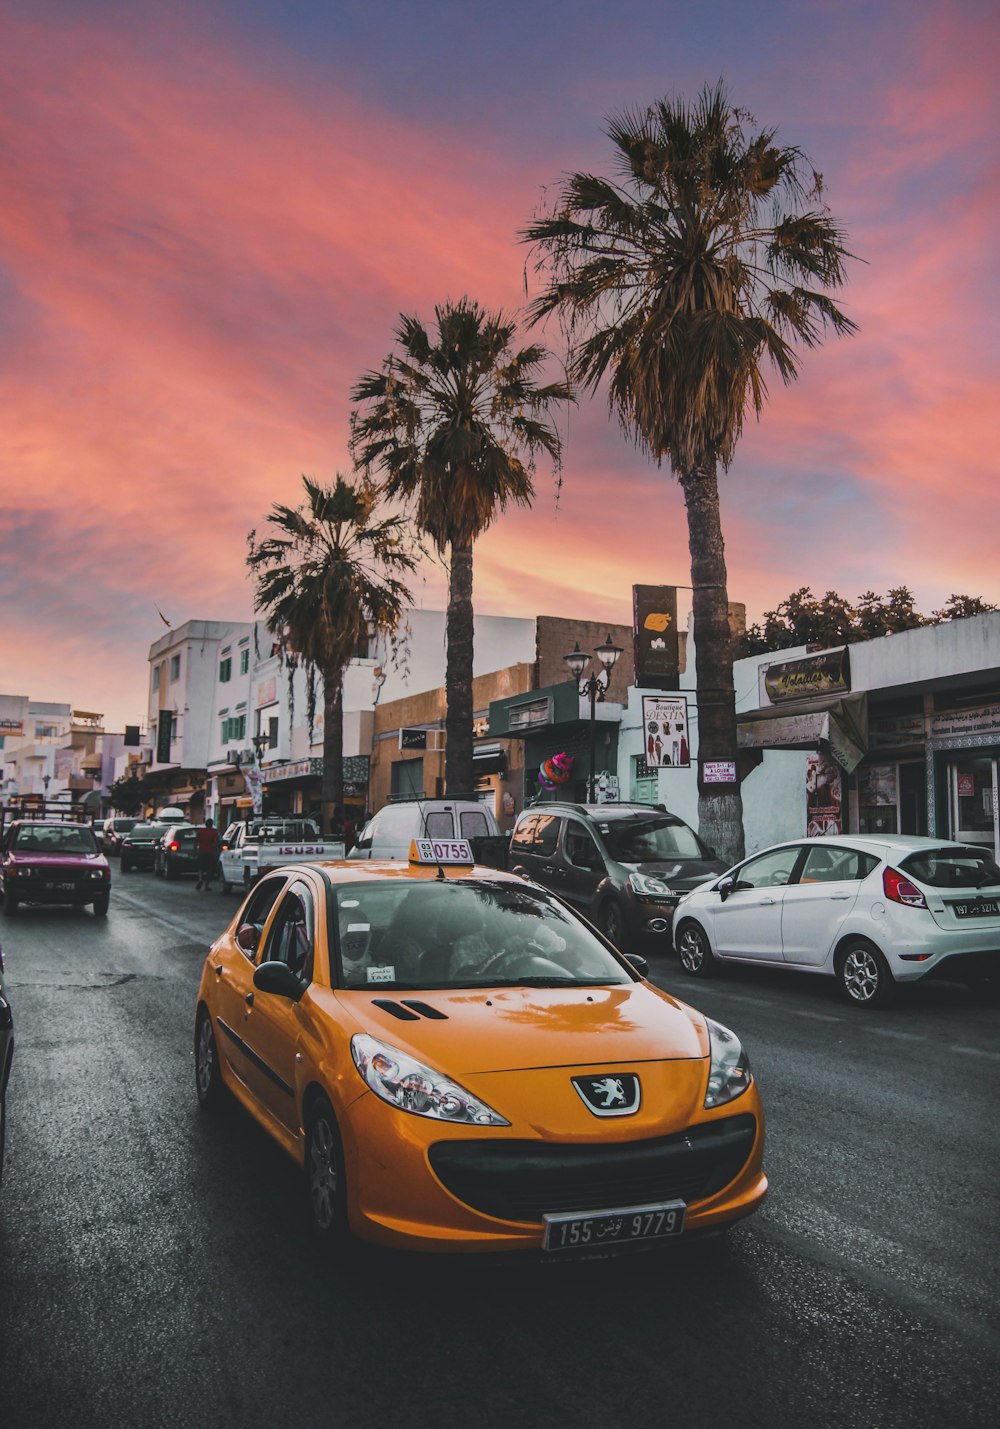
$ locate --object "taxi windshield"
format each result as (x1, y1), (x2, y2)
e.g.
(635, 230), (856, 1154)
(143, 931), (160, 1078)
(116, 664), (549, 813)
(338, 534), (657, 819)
(329, 880), (632, 990)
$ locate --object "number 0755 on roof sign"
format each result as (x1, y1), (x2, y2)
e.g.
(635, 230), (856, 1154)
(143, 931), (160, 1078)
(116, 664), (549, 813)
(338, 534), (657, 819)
(409, 838), (475, 865)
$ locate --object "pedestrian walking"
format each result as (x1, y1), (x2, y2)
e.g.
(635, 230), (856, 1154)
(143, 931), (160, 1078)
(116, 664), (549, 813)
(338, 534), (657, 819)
(195, 818), (221, 890)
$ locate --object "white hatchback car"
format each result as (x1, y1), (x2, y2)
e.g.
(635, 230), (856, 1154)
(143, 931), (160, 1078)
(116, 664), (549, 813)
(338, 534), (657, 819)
(672, 835), (1000, 1008)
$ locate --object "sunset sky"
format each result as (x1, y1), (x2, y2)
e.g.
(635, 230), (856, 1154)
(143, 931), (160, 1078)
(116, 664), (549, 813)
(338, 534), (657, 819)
(2, 0), (997, 731)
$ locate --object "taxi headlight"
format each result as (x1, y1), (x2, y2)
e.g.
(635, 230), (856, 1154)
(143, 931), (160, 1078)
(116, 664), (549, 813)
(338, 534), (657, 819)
(628, 872), (674, 898)
(704, 1017), (752, 1108)
(351, 1034), (509, 1126)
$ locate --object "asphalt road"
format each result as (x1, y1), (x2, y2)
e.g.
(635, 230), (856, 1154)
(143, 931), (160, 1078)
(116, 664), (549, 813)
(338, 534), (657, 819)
(1, 868), (998, 1429)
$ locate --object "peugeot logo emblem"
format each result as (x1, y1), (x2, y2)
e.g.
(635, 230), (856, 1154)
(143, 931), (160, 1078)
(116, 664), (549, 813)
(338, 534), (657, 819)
(572, 1072), (641, 1117)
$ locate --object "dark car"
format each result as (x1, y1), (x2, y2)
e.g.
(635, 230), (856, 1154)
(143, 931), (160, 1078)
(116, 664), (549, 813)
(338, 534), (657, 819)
(119, 822), (168, 873)
(0, 939), (12, 1190)
(508, 802), (727, 950)
(154, 824), (200, 880)
(102, 816), (138, 856)
(0, 818), (111, 916)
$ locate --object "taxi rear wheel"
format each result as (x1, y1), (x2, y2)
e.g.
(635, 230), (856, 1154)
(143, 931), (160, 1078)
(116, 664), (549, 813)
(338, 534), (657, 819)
(305, 1095), (349, 1246)
(194, 1007), (228, 1111)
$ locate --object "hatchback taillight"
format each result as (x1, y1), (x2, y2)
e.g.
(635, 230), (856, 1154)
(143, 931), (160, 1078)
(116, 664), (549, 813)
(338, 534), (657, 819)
(883, 866), (927, 908)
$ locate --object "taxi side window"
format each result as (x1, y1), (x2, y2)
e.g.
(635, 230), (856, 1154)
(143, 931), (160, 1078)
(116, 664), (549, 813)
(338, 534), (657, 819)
(238, 877), (286, 959)
(262, 881), (315, 984)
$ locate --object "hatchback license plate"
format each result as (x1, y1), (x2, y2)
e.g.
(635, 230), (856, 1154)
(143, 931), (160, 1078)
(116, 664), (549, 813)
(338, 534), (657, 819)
(543, 1199), (685, 1251)
(953, 899), (1000, 919)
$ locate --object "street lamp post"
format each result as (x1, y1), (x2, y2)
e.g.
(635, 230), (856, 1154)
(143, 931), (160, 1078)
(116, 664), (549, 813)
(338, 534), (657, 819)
(564, 634), (624, 802)
(252, 732), (268, 816)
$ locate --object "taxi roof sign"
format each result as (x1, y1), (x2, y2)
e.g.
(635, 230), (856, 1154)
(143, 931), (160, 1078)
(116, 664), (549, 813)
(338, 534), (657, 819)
(409, 837), (475, 866)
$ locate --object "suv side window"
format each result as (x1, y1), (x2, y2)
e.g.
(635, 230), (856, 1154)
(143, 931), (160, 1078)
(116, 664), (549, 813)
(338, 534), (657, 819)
(511, 816), (538, 853)
(532, 814), (560, 857)
(564, 822), (603, 871)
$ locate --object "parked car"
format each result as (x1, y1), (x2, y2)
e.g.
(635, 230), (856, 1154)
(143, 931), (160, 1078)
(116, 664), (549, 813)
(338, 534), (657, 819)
(508, 803), (727, 950)
(0, 939), (12, 1190)
(102, 816), (138, 855)
(119, 822), (168, 872)
(673, 834), (1000, 1008)
(348, 799), (505, 866)
(0, 817), (111, 915)
(154, 824), (200, 879)
(218, 818), (344, 892)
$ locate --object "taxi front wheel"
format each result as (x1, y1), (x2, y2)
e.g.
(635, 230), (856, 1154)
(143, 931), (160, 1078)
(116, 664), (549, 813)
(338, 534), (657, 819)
(194, 1007), (228, 1111)
(305, 1095), (349, 1246)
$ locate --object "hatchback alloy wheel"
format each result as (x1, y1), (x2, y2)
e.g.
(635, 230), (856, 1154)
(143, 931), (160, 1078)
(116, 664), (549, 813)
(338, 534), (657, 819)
(306, 1096), (347, 1243)
(839, 941), (894, 1008)
(677, 922), (714, 977)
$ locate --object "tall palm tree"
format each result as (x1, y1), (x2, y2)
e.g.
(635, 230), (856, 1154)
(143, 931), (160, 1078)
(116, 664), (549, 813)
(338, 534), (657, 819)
(522, 81), (857, 862)
(351, 298), (571, 796)
(247, 474), (415, 827)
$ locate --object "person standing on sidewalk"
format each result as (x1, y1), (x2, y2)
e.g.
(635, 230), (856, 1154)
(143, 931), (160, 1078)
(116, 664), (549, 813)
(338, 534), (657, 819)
(195, 818), (221, 890)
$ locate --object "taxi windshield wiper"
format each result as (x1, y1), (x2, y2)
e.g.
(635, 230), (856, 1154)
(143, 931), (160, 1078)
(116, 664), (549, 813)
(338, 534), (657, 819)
(485, 977), (619, 988)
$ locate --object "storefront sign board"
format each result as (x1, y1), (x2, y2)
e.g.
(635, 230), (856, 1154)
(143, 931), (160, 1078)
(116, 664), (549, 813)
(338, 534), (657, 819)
(641, 695), (690, 768)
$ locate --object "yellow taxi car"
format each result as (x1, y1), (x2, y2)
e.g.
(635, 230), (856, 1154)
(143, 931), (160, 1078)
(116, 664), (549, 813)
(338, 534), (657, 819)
(194, 839), (767, 1255)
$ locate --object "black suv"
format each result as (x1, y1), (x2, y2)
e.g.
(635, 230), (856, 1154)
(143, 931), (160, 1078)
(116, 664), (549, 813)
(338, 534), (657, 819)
(508, 803), (727, 950)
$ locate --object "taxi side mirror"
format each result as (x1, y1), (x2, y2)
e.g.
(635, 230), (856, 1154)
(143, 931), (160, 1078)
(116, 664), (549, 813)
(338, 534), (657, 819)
(254, 960), (304, 1001)
(623, 953), (648, 978)
(236, 923), (259, 953)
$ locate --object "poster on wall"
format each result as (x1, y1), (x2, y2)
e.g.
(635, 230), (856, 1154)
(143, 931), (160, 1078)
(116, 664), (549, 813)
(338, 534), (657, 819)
(641, 695), (690, 768)
(806, 752), (843, 836)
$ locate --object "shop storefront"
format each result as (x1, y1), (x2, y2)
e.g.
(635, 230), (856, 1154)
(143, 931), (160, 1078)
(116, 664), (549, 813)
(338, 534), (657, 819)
(489, 683), (623, 809)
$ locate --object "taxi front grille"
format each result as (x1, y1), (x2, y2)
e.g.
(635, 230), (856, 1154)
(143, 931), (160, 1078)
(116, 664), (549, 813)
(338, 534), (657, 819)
(428, 1114), (756, 1222)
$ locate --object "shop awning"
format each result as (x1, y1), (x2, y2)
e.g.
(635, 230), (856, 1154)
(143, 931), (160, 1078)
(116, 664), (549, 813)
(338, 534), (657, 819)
(737, 693), (868, 773)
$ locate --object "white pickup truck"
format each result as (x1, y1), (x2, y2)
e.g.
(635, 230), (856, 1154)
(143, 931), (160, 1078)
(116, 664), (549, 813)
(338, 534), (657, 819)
(218, 819), (346, 891)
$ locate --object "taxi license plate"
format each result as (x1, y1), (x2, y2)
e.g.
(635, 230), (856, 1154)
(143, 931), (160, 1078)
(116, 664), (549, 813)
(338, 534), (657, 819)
(953, 899), (1000, 919)
(543, 1200), (685, 1252)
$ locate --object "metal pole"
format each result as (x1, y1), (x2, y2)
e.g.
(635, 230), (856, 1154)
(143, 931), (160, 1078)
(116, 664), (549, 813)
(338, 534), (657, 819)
(588, 677), (597, 802)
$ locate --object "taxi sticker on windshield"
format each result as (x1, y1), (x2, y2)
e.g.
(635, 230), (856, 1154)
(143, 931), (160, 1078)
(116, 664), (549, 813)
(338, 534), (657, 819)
(366, 965), (395, 983)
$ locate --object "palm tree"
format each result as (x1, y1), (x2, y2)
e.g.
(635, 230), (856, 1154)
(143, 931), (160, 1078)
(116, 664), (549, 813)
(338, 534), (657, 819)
(247, 474), (415, 828)
(522, 81), (857, 862)
(351, 298), (571, 796)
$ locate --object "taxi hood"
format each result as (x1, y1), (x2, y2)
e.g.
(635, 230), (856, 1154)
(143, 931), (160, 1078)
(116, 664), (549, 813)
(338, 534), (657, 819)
(342, 982), (708, 1074)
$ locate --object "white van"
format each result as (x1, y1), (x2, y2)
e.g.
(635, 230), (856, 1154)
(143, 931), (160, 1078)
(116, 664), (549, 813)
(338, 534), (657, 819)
(348, 799), (505, 865)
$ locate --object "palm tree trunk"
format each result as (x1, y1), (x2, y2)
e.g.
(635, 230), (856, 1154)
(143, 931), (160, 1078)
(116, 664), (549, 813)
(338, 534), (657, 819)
(321, 662), (344, 835)
(680, 463), (745, 865)
(444, 541), (475, 797)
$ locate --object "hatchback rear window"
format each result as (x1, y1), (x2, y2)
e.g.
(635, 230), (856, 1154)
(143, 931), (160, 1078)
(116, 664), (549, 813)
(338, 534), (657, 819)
(901, 847), (1000, 889)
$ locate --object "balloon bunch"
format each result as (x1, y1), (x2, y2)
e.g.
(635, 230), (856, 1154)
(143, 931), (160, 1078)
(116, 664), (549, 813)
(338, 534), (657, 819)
(538, 751), (574, 789)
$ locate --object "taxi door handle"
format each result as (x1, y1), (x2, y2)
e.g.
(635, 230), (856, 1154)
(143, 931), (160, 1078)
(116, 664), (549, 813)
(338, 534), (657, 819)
(244, 991), (254, 1007)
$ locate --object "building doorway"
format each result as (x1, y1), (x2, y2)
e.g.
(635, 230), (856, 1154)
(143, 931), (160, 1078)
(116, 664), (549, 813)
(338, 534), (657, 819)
(948, 756), (999, 859)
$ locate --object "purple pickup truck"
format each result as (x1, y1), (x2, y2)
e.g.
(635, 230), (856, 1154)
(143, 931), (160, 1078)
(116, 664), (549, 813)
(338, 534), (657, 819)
(0, 818), (111, 917)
